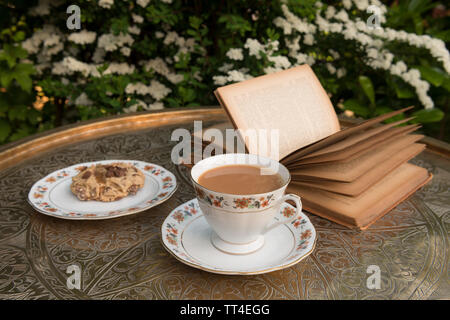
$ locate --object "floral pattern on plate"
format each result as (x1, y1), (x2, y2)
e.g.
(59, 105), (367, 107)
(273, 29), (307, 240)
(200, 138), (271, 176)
(28, 160), (177, 220)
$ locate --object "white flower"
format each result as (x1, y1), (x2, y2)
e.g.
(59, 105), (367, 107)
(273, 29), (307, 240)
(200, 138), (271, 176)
(68, 31), (97, 45)
(226, 70), (252, 83)
(164, 31), (179, 45)
(29, 0), (51, 16)
(74, 93), (93, 106)
(286, 36), (301, 57)
(127, 99), (148, 112)
(303, 34), (314, 45)
(281, 4), (316, 34)
(335, 10), (349, 22)
(273, 17), (292, 35)
(97, 33), (134, 51)
(144, 57), (170, 76)
(98, 0), (114, 9)
(92, 47), (106, 63)
(103, 63), (135, 75)
(265, 40), (279, 55)
(193, 71), (203, 82)
(218, 63), (234, 73)
(125, 80), (171, 100)
(270, 2), (442, 110)
(342, 0), (352, 10)
(124, 104), (139, 113)
(22, 25), (61, 55)
(325, 6), (336, 20)
(268, 55), (291, 69)
(132, 14), (144, 24)
(326, 63), (336, 75)
(136, 0), (150, 7)
(147, 80), (171, 100)
(226, 48), (244, 61)
(56, 56), (100, 77)
(45, 42), (63, 56)
(337, 67), (347, 78)
(354, 0), (369, 11)
(213, 75), (228, 86)
(128, 25), (141, 35)
(125, 82), (147, 95)
(244, 38), (264, 58)
(166, 73), (184, 84)
(390, 61), (407, 75)
(264, 67), (279, 74)
(120, 47), (131, 56)
(146, 102), (165, 110)
(329, 49), (340, 59)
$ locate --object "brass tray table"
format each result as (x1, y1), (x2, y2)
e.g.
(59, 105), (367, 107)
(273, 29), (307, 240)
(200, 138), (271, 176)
(0, 107), (448, 299)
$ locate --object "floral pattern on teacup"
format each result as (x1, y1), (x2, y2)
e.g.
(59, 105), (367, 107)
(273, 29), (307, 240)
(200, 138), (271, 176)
(193, 185), (277, 211)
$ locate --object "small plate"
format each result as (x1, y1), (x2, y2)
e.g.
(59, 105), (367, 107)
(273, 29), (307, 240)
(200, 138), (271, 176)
(28, 160), (177, 220)
(161, 198), (316, 275)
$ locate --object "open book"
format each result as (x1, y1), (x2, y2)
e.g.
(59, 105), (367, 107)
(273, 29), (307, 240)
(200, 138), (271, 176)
(197, 65), (431, 230)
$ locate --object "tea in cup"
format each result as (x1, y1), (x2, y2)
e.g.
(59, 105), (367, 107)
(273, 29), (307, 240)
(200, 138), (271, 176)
(190, 153), (302, 255)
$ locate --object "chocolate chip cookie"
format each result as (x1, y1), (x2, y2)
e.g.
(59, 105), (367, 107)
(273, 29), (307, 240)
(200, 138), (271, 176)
(70, 163), (145, 202)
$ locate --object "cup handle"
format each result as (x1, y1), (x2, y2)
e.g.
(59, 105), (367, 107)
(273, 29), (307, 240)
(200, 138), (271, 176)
(263, 194), (302, 234)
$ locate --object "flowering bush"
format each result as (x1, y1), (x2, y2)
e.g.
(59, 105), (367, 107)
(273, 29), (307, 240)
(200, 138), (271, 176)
(0, 0), (449, 144)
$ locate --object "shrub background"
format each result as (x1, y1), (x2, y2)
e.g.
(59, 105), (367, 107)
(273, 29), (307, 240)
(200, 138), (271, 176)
(0, 0), (449, 145)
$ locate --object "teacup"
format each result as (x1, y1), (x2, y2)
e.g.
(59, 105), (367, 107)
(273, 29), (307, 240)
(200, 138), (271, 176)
(190, 153), (302, 255)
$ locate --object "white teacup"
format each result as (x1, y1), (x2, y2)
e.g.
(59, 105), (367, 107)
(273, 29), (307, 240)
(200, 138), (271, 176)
(190, 153), (302, 255)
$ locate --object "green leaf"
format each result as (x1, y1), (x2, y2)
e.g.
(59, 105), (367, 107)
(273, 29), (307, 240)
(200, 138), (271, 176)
(0, 118), (11, 142)
(178, 86), (196, 103)
(412, 108), (444, 123)
(9, 126), (31, 142)
(8, 105), (27, 121)
(376, 107), (405, 123)
(343, 99), (370, 117)
(15, 75), (32, 92)
(442, 77), (450, 92)
(413, 15), (423, 35)
(431, 30), (450, 42)
(392, 79), (415, 99)
(0, 72), (14, 88)
(358, 76), (375, 106)
(408, 0), (431, 13)
(0, 44), (28, 68)
(415, 66), (446, 87)
(218, 14), (252, 36)
(12, 31), (25, 42)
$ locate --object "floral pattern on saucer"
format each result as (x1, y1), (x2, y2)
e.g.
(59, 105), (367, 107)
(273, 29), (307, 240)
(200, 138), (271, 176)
(28, 160), (177, 220)
(161, 198), (316, 275)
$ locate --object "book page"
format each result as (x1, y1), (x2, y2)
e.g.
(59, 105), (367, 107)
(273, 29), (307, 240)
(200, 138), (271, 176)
(290, 134), (424, 181)
(287, 163), (431, 229)
(281, 106), (413, 165)
(215, 65), (340, 160)
(289, 124), (419, 166)
(290, 143), (425, 195)
(299, 117), (414, 159)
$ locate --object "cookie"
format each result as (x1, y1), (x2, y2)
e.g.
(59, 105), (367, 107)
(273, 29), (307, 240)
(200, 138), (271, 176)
(70, 163), (145, 202)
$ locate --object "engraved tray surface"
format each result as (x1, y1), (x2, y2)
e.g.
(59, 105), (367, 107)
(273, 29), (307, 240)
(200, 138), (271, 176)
(0, 108), (448, 299)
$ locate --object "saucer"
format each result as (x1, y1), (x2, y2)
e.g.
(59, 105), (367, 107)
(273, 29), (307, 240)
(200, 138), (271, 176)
(161, 198), (316, 275)
(28, 160), (177, 220)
